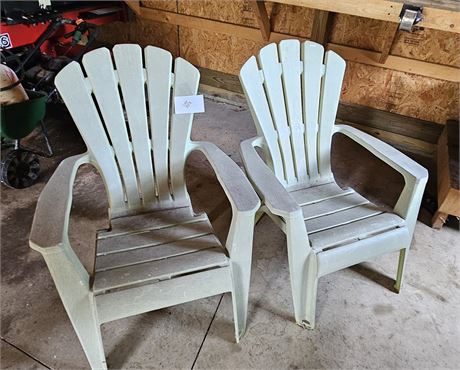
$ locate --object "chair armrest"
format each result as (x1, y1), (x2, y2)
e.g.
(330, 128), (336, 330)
(191, 141), (260, 214)
(240, 137), (301, 219)
(29, 153), (91, 253)
(335, 124), (428, 235)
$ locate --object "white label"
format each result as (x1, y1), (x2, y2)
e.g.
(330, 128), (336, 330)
(174, 95), (205, 114)
(0, 33), (13, 50)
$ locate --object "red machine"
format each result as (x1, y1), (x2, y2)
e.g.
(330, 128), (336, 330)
(1, 1), (126, 97)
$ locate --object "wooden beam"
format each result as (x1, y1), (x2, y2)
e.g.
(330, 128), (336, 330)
(378, 23), (399, 63)
(140, 6), (295, 43)
(138, 7), (460, 82)
(336, 103), (443, 143)
(250, 1), (271, 41)
(123, 0), (140, 16)
(274, 0), (460, 33)
(328, 43), (460, 82)
(310, 10), (332, 45)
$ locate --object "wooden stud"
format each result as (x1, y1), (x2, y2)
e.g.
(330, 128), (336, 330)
(123, 0), (141, 16)
(378, 23), (399, 64)
(250, 0), (271, 41)
(310, 10), (332, 45)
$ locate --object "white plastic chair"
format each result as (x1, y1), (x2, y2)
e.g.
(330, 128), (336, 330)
(29, 44), (260, 369)
(239, 40), (428, 329)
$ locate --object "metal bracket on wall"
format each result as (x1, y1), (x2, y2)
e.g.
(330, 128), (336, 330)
(399, 4), (423, 32)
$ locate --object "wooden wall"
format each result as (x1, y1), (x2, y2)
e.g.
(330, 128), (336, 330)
(98, 0), (459, 125)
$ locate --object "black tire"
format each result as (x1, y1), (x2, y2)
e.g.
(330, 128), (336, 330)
(1, 149), (40, 189)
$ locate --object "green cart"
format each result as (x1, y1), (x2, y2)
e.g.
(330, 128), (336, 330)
(0, 90), (53, 188)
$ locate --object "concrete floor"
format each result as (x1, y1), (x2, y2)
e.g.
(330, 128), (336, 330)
(1, 98), (459, 369)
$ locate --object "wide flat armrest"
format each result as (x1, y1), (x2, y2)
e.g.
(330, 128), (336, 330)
(30, 153), (91, 252)
(335, 125), (428, 182)
(240, 137), (300, 219)
(192, 141), (260, 213)
(335, 124), (428, 234)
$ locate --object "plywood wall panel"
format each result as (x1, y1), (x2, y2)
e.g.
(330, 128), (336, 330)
(329, 14), (388, 51)
(341, 61), (459, 124)
(391, 29), (460, 67)
(179, 27), (265, 75)
(269, 2), (314, 37)
(178, 0), (257, 26)
(98, 19), (179, 57)
(142, 0), (177, 12)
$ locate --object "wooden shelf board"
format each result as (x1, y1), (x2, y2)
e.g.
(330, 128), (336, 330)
(275, 0), (460, 33)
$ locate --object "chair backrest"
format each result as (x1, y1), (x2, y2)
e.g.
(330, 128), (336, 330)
(55, 44), (200, 216)
(239, 40), (346, 189)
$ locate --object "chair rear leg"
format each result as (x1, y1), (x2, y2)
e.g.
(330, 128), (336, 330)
(394, 248), (409, 293)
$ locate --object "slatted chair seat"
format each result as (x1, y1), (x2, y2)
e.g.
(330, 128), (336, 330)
(239, 40), (428, 329)
(93, 209), (229, 293)
(29, 45), (260, 369)
(288, 183), (405, 250)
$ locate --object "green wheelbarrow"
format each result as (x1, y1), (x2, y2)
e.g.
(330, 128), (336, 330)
(1, 90), (53, 189)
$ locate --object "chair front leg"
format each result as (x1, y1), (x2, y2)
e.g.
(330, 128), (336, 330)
(285, 211), (312, 328)
(227, 210), (257, 343)
(43, 244), (106, 370)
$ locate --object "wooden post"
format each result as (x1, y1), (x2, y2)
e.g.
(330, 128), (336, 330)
(124, 0), (141, 16)
(310, 10), (332, 45)
(379, 23), (399, 64)
(250, 0), (271, 41)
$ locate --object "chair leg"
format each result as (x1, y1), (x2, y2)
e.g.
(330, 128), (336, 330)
(301, 254), (319, 329)
(231, 261), (251, 343)
(254, 209), (264, 225)
(66, 297), (107, 370)
(43, 248), (107, 369)
(394, 248), (408, 293)
(227, 211), (256, 342)
(285, 215), (312, 328)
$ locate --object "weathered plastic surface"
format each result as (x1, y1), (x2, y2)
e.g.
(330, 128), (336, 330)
(29, 45), (260, 369)
(239, 40), (428, 329)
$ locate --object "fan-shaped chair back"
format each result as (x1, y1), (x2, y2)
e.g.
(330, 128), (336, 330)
(239, 40), (346, 189)
(55, 44), (199, 216)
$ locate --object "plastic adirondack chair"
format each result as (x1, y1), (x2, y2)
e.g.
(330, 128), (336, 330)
(29, 44), (260, 369)
(239, 40), (428, 329)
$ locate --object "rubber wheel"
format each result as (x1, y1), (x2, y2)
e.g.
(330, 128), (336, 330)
(1, 150), (40, 189)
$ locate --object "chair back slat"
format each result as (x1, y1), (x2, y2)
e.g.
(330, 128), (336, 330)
(279, 40), (308, 184)
(258, 44), (296, 185)
(302, 41), (324, 182)
(82, 47), (141, 208)
(239, 56), (285, 183)
(317, 50), (346, 179)
(113, 44), (156, 205)
(145, 46), (174, 205)
(169, 57), (200, 204)
(54, 61), (126, 210)
(56, 45), (205, 215)
(240, 41), (346, 189)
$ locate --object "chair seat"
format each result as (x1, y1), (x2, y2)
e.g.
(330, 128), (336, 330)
(92, 207), (229, 294)
(289, 182), (405, 251)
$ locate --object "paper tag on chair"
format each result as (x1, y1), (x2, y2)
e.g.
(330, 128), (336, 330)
(174, 95), (205, 114)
